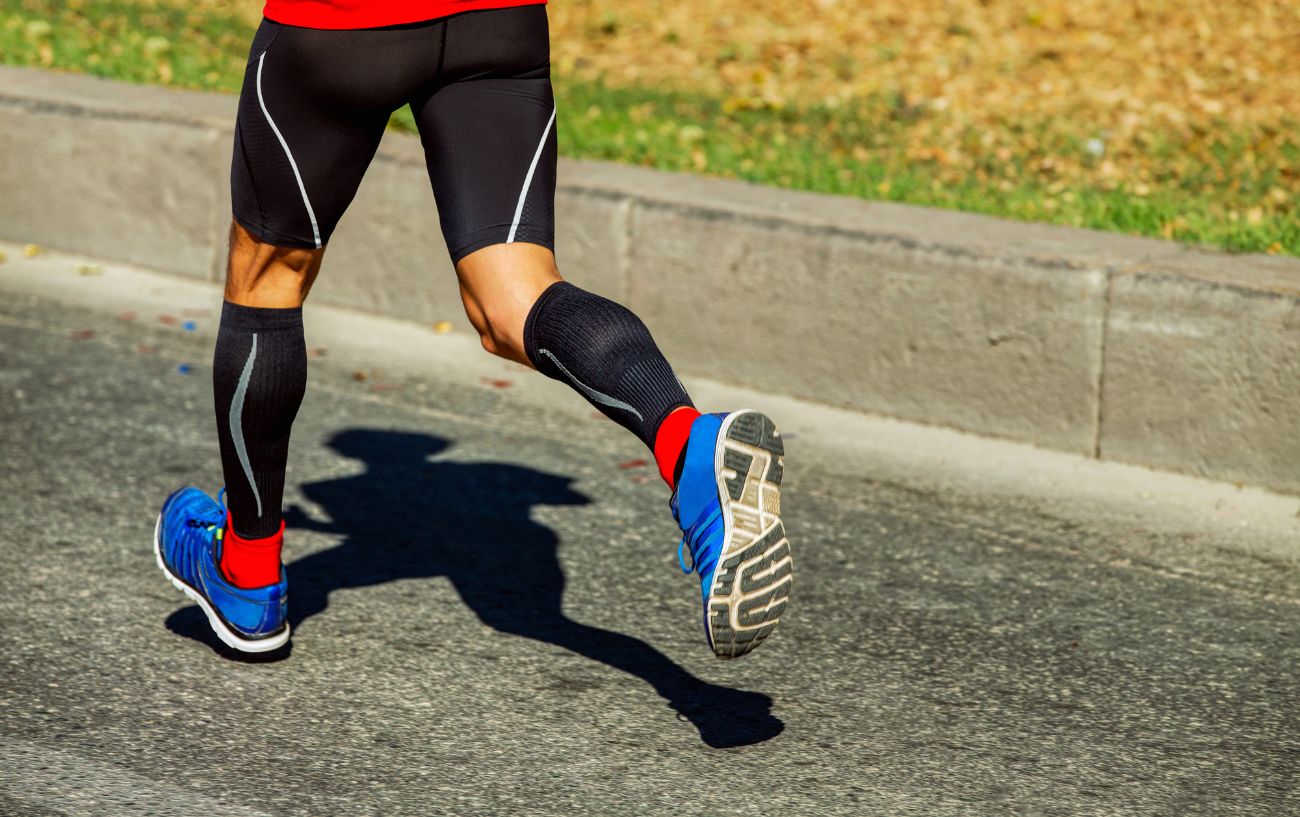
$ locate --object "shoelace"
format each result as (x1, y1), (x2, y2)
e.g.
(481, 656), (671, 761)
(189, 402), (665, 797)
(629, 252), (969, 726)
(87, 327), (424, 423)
(676, 500), (724, 580)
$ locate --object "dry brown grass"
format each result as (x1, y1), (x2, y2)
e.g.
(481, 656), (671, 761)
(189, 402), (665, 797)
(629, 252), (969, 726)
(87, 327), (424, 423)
(554, 0), (1300, 126)
(551, 1), (1300, 197)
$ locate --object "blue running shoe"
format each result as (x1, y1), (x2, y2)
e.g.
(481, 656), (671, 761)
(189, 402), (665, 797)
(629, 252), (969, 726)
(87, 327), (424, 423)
(671, 410), (792, 659)
(154, 487), (289, 653)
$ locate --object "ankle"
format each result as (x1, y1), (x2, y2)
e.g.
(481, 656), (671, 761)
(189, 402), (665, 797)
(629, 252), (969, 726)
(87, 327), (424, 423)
(220, 514), (285, 588)
(654, 406), (702, 488)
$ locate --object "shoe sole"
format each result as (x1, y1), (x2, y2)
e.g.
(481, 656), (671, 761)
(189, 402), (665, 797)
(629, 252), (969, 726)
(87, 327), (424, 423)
(153, 513), (291, 654)
(705, 410), (792, 659)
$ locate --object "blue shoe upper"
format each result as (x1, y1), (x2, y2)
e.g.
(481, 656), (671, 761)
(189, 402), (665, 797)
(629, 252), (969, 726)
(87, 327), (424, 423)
(159, 487), (287, 639)
(670, 413), (727, 605)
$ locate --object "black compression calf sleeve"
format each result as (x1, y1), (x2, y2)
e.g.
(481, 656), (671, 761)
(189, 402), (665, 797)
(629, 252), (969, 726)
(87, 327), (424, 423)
(523, 282), (693, 448)
(213, 301), (307, 539)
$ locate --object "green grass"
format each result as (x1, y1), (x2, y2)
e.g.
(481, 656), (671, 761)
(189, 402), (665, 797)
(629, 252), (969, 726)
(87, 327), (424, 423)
(2, 0), (250, 91)
(4, 0), (1296, 255)
(541, 83), (1299, 256)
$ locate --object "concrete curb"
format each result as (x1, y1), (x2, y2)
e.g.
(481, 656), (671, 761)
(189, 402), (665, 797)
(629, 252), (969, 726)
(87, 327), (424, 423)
(3, 65), (1298, 494)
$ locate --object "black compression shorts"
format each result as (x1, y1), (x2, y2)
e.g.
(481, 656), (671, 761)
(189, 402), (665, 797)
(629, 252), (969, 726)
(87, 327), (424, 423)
(230, 5), (556, 263)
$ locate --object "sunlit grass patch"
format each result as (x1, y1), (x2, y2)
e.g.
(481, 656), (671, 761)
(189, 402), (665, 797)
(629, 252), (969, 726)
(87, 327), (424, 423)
(2, 0), (250, 90)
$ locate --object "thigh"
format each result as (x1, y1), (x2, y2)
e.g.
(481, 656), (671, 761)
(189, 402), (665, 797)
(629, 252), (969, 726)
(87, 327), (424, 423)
(411, 6), (556, 264)
(230, 19), (405, 249)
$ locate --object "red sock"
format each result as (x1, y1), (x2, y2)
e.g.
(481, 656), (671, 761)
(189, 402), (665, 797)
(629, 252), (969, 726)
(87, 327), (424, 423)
(654, 407), (702, 489)
(220, 512), (285, 589)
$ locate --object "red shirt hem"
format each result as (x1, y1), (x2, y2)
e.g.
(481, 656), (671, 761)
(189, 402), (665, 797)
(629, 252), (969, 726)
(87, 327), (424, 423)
(263, 0), (546, 30)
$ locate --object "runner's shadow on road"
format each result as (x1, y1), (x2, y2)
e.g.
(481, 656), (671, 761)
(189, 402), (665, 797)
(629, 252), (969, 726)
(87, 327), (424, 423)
(169, 427), (783, 748)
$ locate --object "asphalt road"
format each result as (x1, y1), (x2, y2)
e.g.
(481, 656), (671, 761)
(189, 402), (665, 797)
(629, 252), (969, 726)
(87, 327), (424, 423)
(1, 286), (1297, 816)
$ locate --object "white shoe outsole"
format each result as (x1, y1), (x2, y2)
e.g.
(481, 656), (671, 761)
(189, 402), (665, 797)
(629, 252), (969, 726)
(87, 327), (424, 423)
(703, 410), (792, 659)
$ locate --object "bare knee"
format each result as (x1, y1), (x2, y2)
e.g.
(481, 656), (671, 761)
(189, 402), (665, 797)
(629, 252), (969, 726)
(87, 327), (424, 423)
(477, 314), (515, 358)
(225, 220), (325, 308)
(456, 243), (562, 366)
(470, 292), (537, 364)
(464, 297), (511, 357)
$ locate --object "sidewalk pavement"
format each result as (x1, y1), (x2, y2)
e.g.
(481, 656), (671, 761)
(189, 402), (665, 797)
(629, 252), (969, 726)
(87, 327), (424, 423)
(2, 65), (1299, 495)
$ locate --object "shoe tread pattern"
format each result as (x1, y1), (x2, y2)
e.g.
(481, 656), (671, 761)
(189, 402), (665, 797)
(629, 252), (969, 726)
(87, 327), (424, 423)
(708, 411), (792, 659)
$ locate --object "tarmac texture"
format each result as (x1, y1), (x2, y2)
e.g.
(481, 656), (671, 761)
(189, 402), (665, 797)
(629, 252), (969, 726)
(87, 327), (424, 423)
(1, 288), (1297, 816)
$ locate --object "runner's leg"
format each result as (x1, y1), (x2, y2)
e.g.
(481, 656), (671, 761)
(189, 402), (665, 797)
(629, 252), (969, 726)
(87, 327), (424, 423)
(412, 6), (699, 486)
(216, 19), (404, 585)
(152, 17), (432, 651)
(412, 6), (791, 658)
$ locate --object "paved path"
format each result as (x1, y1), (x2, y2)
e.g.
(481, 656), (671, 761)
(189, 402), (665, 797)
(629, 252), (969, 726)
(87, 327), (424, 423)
(1, 276), (1297, 816)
